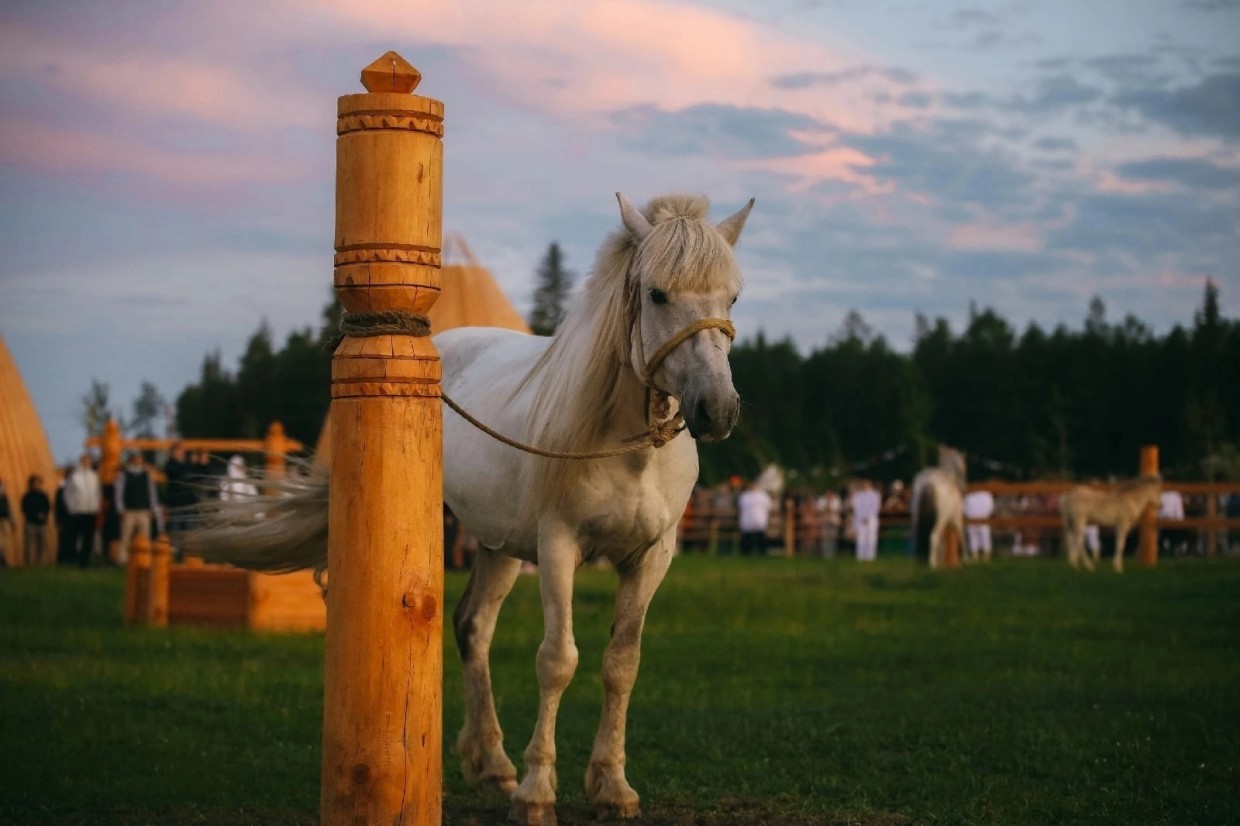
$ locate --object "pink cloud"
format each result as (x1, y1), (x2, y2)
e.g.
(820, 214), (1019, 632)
(0, 117), (309, 190)
(290, 0), (935, 134)
(948, 221), (1043, 252)
(0, 22), (319, 133)
(738, 146), (886, 193)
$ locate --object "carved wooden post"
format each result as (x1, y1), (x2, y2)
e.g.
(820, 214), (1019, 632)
(322, 51), (444, 825)
(264, 421), (287, 495)
(124, 531), (152, 625)
(148, 534), (172, 627)
(1138, 444), (1159, 567)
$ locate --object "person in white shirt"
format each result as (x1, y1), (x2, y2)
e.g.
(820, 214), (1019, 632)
(737, 481), (773, 557)
(1159, 488), (1186, 554)
(220, 455), (258, 501)
(963, 489), (995, 561)
(63, 454), (101, 568)
(850, 480), (881, 561)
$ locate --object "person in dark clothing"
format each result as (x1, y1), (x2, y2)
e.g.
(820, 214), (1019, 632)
(0, 477), (13, 567)
(54, 467), (74, 565)
(164, 443), (197, 540)
(115, 454), (162, 564)
(21, 474), (51, 566)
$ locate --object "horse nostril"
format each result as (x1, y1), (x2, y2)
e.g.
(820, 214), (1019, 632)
(696, 398), (711, 425)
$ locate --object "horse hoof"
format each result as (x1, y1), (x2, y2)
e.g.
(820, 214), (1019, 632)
(594, 801), (642, 820)
(509, 799), (557, 826)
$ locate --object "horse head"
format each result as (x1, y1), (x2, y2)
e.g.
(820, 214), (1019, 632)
(616, 193), (752, 442)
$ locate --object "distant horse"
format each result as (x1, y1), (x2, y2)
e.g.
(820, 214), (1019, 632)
(910, 447), (968, 568)
(1060, 476), (1160, 573)
(191, 192), (754, 823)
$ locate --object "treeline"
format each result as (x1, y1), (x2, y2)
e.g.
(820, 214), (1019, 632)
(175, 299), (340, 446)
(174, 282), (1238, 487)
(699, 282), (1239, 486)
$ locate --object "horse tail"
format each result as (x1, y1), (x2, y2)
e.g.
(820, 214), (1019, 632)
(184, 470), (330, 579)
(910, 480), (936, 562)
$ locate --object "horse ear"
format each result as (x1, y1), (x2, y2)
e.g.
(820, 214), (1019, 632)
(616, 193), (652, 241)
(716, 197), (756, 246)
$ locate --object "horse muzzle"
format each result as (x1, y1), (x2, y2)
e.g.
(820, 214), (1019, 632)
(684, 389), (740, 442)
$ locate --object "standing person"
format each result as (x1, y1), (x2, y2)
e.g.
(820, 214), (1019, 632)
(964, 488), (995, 561)
(54, 467), (74, 565)
(851, 479), (881, 562)
(737, 479), (773, 557)
(220, 455), (258, 500)
(21, 474), (52, 566)
(817, 488), (842, 559)
(64, 454), (102, 568)
(163, 443), (197, 540)
(115, 453), (161, 565)
(0, 477), (13, 567)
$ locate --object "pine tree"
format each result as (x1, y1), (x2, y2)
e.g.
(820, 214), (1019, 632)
(528, 243), (574, 336)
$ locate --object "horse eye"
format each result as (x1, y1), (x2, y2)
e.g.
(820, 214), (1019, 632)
(649, 289), (669, 305)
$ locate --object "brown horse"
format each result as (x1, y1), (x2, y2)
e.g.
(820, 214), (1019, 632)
(1060, 476), (1160, 573)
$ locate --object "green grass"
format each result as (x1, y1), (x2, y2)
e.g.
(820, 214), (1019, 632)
(1, 557), (1237, 825)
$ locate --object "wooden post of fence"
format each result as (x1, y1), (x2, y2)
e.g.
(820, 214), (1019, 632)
(148, 534), (172, 627)
(264, 421), (287, 495)
(101, 419), (123, 564)
(1138, 445), (1159, 567)
(1205, 494), (1219, 557)
(124, 531), (152, 625)
(783, 498), (796, 556)
(321, 51), (444, 826)
(943, 523), (961, 568)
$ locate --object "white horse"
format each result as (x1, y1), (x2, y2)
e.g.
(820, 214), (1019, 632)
(1060, 476), (1160, 573)
(909, 446), (967, 568)
(192, 192), (753, 824)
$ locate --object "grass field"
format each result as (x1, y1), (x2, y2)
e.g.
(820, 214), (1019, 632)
(1, 556), (1237, 825)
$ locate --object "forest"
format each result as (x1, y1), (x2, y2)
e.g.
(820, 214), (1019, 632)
(168, 279), (1239, 488)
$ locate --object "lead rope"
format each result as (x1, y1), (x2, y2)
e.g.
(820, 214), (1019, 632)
(332, 306), (733, 461)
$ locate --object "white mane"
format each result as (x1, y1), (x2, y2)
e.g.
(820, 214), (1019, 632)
(516, 194), (742, 508)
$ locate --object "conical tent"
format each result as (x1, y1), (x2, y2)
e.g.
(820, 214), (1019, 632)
(0, 334), (59, 566)
(313, 234), (530, 463)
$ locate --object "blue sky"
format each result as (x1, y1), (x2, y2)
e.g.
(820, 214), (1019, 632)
(1, 0), (1238, 460)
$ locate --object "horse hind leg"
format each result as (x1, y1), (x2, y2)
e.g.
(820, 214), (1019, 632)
(585, 532), (676, 820)
(510, 529), (580, 826)
(454, 547), (522, 795)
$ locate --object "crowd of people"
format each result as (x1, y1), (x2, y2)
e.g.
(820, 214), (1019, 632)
(685, 476), (915, 561)
(681, 474), (1240, 561)
(0, 444), (260, 568)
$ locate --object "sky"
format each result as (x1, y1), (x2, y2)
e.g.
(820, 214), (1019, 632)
(1, 0), (1238, 461)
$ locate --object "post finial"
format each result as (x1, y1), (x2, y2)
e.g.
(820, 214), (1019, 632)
(361, 51), (421, 93)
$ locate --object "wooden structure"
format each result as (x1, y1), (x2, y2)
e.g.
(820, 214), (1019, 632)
(313, 231), (529, 464)
(98, 419), (321, 631)
(125, 547), (326, 632)
(321, 51), (444, 824)
(0, 334), (59, 566)
(87, 420), (304, 484)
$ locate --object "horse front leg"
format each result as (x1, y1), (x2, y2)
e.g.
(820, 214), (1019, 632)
(454, 547), (522, 794)
(586, 532), (675, 820)
(1113, 523), (1129, 574)
(510, 528), (579, 826)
